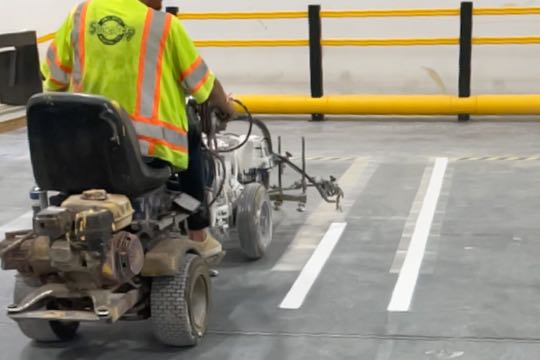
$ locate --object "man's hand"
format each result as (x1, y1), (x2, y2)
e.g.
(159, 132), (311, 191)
(208, 79), (236, 122)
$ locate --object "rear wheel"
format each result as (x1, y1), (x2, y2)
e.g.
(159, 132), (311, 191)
(13, 275), (79, 342)
(151, 254), (211, 347)
(236, 183), (273, 260)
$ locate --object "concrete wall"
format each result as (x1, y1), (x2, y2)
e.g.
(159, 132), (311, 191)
(2, 0), (540, 95)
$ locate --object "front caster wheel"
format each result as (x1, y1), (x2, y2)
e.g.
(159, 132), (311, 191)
(236, 183), (273, 260)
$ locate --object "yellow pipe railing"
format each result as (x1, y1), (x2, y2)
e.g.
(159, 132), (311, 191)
(320, 7), (540, 18)
(35, 6), (540, 45)
(37, 33), (55, 44)
(233, 94), (540, 115)
(322, 38), (458, 47)
(193, 36), (540, 48)
(179, 11), (307, 20)
(37, 35), (540, 47)
(321, 9), (459, 18)
(194, 39), (309, 47)
(176, 7), (540, 20)
(474, 7), (540, 16)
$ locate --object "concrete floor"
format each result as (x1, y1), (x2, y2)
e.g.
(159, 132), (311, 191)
(1, 119), (540, 359)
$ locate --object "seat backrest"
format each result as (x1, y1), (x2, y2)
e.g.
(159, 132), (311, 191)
(27, 93), (171, 197)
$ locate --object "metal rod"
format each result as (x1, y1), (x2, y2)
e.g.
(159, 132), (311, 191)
(278, 136), (283, 197)
(301, 137), (307, 195)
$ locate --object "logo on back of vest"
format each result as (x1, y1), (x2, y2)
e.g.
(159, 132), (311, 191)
(89, 16), (135, 45)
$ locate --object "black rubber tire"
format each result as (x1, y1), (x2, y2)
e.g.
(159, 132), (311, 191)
(13, 275), (79, 342)
(236, 183), (273, 260)
(151, 254), (211, 347)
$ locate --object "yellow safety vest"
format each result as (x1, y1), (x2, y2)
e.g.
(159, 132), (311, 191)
(41, 0), (216, 169)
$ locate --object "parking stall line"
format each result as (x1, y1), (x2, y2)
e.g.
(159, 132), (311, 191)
(279, 222), (347, 310)
(387, 157), (448, 312)
(390, 163), (434, 274)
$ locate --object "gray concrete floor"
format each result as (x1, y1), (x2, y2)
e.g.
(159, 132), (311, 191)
(1, 119), (540, 359)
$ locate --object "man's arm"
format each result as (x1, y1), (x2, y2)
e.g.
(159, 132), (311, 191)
(208, 78), (235, 119)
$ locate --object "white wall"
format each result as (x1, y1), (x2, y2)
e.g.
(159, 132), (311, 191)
(2, 0), (540, 95)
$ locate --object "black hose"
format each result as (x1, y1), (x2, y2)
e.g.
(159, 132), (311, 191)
(232, 116), (274, 154)
(216, 99), (254, 153)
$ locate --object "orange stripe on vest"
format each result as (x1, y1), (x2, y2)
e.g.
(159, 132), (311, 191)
(179, 55), (202, 81)
(75, 1), (90, 92)
(51, 43), (73, 73)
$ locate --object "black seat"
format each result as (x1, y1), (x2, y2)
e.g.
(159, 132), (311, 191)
(27, 93), (171, 197)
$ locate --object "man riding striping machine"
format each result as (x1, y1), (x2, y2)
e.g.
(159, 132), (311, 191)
(0, 0), (343, 347)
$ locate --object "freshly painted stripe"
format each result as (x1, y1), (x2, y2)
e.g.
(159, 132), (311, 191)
(279, 223), (347, 310)
(387, 157), (448, 312)
(304, 156), (359, 161)
(390, 164), (433, 274)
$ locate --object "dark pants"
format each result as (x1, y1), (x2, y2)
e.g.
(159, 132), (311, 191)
(178, 116), (210, 231)
(145, 116), (210, 231)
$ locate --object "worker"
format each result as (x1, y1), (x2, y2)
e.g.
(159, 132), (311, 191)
(40, 0), (235, 258)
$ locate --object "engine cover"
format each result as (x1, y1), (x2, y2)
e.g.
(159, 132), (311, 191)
(62, 190), (134, 231)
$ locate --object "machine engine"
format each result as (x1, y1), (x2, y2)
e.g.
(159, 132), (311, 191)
(3, 190), (143, 287)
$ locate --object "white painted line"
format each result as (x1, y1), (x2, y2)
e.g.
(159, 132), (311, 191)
(279, 222), (347, 310)
(273, 158), (376, 272)
(0, 210), (33, 238)
(390, 164), (433, 274)
(387, 157), (448, 312)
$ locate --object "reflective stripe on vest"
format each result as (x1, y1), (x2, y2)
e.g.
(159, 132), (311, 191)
(46, 43), (71, 86)
(180, 55), (210, 95)
(131, 10), (187, 156)
(70, 4), (186, 158)
(139, 139), (155, 156)
(133, 121), (188, 153)
(136, 10), (169, 118)
(72, 1), (90, 91)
